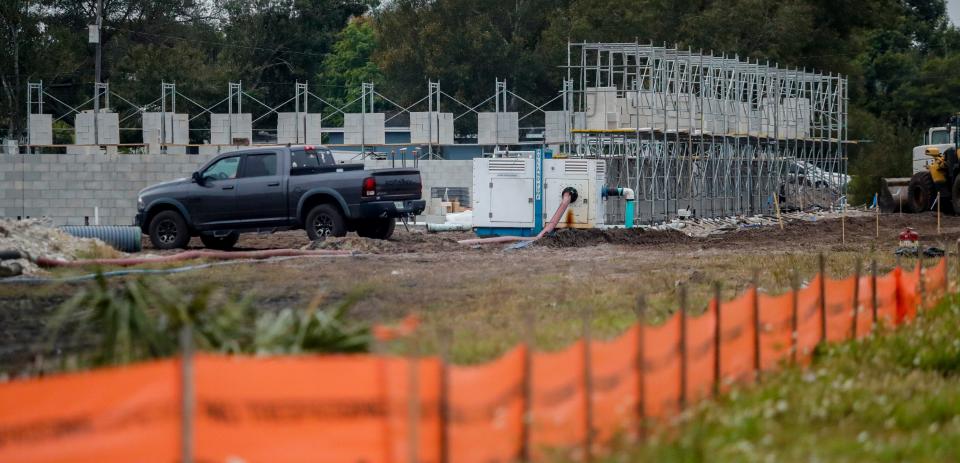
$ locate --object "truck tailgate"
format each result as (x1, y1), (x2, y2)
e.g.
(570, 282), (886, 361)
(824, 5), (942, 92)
(370, 169), (422, 200)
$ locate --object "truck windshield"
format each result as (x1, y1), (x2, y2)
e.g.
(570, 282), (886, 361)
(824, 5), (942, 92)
(930, 129), (950, 145)
(290, 147), (335, 175)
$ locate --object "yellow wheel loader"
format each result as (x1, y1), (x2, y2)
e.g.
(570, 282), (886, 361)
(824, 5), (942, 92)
(881, 121), (958, 213)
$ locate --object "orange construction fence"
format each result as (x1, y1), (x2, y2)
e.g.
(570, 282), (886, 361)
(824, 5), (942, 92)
(0, 258), (950, 463)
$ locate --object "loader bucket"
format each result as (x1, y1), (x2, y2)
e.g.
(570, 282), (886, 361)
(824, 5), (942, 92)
(879, 177), (913, 213)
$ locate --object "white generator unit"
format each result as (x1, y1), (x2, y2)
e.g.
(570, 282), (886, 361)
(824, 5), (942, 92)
(471, 149), (606, 237)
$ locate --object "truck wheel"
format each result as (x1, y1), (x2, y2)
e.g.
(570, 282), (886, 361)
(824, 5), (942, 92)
(200, 232), (239, 250)
(357, 218), (396, 240)
(148, 210), (190, 250)
(951, 176), (960, 213)
(306, 204), (346, 240)
(908, 172), (934, 212)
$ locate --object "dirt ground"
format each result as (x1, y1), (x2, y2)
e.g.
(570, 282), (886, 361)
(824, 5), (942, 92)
(2, 211), (958, 374)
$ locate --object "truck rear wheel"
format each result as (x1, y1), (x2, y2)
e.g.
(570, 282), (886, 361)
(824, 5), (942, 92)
(306, 204), (346, 240)
(356, 218), (396, 240)
(200, 232), (239, 250)
(148, 210), (190, 250)
(908, 172), (934, 212)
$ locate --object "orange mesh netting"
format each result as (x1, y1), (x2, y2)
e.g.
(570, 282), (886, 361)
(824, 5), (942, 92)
(757, 291), (793, 371)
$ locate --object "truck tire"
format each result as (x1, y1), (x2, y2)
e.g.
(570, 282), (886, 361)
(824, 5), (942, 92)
(356, 218), (396, 240)
(148, 210), (191, 250)
(908, 172), (934, 212)
(200, 232), (239, 250)
(306, 204), (346, 240)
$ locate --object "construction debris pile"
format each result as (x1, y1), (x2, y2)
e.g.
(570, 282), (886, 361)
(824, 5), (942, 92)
(0, 219), (119, 276)
(641, 209), (873, 238)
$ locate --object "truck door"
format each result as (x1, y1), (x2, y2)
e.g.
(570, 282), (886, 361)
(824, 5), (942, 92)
(193, 154), (241, 227)
(235, 151), (285, 225)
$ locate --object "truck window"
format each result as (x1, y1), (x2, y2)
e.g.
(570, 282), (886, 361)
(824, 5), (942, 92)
(240, 153), (278, 178)
(203, 156), (240, 181)
(290, 148), (335, 175)
(930, 129), (950, 145)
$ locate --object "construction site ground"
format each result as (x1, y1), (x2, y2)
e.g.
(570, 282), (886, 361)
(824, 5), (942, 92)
(1, 212), (958, 374)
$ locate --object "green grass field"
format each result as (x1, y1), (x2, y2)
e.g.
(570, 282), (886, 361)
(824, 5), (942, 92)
(606, 293), (960, 462)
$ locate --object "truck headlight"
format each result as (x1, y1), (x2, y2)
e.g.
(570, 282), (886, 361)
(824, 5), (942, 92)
(137, 195), (144, 209)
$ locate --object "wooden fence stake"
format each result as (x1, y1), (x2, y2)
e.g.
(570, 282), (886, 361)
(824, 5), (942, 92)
(519, 309), (535, 462)
(790, 270), (799, 365)
(841, 206), (846, 245)
(179, 325), (194, 463)
(871, 260), (878, 327)
(773, 193), (784, 230)
(407, 335), (421, 463)
(712, 282), (722, 398)
(851, 258), (861, 340)
(678, 284), (688, 410)
(937, 192), (942, 235)
(819, 252), (827, 343)
(752, 269), (761, 382)
(875, 193), (880, 239)
(581, 308), (594, 463)
(437, 326), (452, 463)
(633, 293), (647, 440)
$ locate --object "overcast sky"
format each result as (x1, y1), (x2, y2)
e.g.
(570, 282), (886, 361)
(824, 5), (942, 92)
(950, 0), (960, 24)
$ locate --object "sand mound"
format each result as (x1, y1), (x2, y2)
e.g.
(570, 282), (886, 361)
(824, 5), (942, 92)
(0, 219), (119, 275)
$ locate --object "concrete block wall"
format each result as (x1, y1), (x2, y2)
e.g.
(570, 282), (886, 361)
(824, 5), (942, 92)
(363, 160), (473, 223)
(0, 155), (474, 226)
(0, 153), (216, 226)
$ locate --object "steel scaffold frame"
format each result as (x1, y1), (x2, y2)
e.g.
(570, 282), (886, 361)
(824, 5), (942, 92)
(565, 42), (848, 224)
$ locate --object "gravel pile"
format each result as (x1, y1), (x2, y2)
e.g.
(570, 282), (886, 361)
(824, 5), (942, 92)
(0, 219), (119, 275)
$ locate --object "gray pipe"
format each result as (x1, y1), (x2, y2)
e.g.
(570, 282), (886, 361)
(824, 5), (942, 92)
(60, 226), (143, 253)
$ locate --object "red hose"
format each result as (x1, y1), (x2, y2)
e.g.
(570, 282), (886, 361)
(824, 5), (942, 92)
(35, 248), (354, 268)
(458, 192), (573, 245)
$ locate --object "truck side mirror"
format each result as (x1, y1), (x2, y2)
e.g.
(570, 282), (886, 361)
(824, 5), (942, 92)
(192, 171), (204, 185)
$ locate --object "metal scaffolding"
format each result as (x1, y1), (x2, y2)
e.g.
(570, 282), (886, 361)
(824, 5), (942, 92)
(565, 42), (848, 224)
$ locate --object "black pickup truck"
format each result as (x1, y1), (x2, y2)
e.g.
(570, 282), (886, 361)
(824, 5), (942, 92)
(135, 145), (425, 250)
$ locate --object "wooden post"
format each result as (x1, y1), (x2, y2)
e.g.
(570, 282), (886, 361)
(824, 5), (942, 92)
(678, 284), (688, 409)
(937, 192), (942, 235)
(871, 260), (878, 327)
(956, 239), (960, 293)
(437, 326), (452, 463)
(179, 326), (194, 463)
(773, 193), (784, 230)
(819, 252), (827, 343)
(841, 206), (846, 245)
(875, 193), (880, 239)
(851, 258), (861, 340)
(790, 270), (799, 364)
(582, 308), (594, 463)
(407, 336), (420, 463)
(519, 309), (534, 462)
(752, 269), (761, 382)
(633, 293), (647, 440)
(710, 282), (723, 398)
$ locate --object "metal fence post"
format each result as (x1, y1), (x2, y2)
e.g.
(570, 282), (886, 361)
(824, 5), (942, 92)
(179, 325), (194, 463)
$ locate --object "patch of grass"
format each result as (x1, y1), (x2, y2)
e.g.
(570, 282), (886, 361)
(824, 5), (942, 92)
(606, 294), (960, 462)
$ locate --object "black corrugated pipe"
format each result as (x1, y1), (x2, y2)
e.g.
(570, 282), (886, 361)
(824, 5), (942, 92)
(59, 226), (143, 253)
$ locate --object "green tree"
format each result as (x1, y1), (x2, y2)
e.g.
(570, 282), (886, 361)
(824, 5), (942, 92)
(316, 17), (383, 117)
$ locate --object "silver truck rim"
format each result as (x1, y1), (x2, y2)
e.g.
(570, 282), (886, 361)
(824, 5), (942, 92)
(157, 220), (178, 244)
(313, 215), (333, 237)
